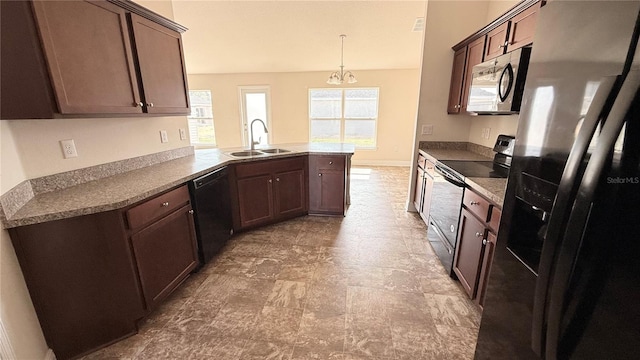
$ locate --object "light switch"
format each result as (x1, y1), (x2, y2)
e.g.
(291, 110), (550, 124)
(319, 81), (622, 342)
(179, 128), (187, 141)
(422, 125), (433, 135)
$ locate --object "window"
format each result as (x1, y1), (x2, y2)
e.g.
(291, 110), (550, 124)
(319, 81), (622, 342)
(188, 90), (216, 147)
(309, 88), (379, 148)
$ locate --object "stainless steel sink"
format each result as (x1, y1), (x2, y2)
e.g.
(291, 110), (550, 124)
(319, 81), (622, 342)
(227, 150), (264, 157)
(258, 148), (291, 154)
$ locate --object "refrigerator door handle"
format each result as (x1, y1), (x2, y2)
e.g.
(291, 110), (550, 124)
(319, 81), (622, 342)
(531, 75), (619, 356)
(544, 69), (640, 360)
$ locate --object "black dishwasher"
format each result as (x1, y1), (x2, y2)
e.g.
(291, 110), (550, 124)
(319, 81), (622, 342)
(188, 166), (233, 266)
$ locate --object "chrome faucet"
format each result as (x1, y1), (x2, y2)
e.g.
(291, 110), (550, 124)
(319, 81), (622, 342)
(250, 118), (268, 151)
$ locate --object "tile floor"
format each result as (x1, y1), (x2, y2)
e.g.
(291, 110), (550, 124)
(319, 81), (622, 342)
(82, 166), (481, 360)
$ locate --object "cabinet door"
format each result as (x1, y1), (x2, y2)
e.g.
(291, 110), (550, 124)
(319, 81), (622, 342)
(413, 167), (425, 211)
(484, 22), (509, 61)
(237, 174), (274, 228)
(453, 209), (487, 299)
(309, 170), (345, 215)
(447, 47), (467, 114)
(476, 231), (497, 307)
(461, 37), (485, 112)
(31, 0), (142, 114)
(507, 3), (540, 52)
(274, 169), (306, 219)
(420, 173), (434, 222)
(130, 14), (189, 115)
(130, 205), (198, 310)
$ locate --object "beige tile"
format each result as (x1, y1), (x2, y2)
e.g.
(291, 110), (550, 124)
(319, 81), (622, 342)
(295, 310), (346, 351)
(208, 303), (261, 339)
(290, 346), (344, 360)
(135, 329), (203, 359)
(266, 280), (308, 309)
(252, 306), (304, 344)
(305, 283), (348, 316)
(423, 293), (481, 328)
(390, 319), (450, 360)
(344, 312), (395, 358)
(240, 339), (294, 360)
(192, 336), (247, 359)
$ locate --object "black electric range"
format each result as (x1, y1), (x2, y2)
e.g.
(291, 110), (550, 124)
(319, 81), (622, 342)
(438, 160), (509, 179)
(427, 135), (514, 277)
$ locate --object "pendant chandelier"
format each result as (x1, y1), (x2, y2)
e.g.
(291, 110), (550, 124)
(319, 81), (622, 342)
(327, 34), (357, 85)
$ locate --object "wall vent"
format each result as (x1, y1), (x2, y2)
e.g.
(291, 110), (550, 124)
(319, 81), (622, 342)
(412, 17), (425, 32)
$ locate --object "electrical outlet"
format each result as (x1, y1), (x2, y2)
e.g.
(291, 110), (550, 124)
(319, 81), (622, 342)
(179, 128), (187, 141)
(160, 130), (169, 143)
(421, 124), (434, 135)
(60, 139), (78, 159)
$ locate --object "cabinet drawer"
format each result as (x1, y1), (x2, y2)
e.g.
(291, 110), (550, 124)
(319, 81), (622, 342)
(126, 185), (190, 229)
(489, 206), (502, 232)
(313, 155), (345, 170)
(463, 190), (491, 222)
(235, 156), (305, 178)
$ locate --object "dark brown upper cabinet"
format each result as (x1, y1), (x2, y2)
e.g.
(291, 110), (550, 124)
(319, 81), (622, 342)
(446, 0), (542, 114)
(0, 0), (189, 119)
(507, 2), (541, 52)
(484, 22), (510, 61)
(447, 47), (468, 114)
(130, 14), (190, 115)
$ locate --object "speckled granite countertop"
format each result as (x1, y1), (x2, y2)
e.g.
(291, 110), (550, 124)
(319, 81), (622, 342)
(418, 148), (507, 207)
(3, 143), (355, 228)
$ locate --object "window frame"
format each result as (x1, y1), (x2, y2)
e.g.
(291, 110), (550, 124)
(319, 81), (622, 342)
(187, 90), (216, 148)
(308, 87), (379, 149)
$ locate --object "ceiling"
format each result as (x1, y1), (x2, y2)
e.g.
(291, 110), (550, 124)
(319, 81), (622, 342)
(171, 0), (427, 74)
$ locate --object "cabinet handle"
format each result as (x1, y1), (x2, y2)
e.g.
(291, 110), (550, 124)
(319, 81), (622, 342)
(135, 102), (144, 107)
(188, 209), (194, 214)
(318, 173), (322, 177)
(475, 232), (483, 237)
(147, 102), (154, 107)
(482, 238), (488, 245)
(470, 201), (480, 205)
(276, 177), (280, 182)
(161, 202), (169, 207)
(329, 161), (333, 165)
(455, 104), (461, 109)
(268, 179), (273, 183)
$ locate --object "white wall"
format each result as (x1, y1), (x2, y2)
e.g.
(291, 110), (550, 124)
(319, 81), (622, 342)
(188, 69), (421, 165)
(1, 123), (48, 360)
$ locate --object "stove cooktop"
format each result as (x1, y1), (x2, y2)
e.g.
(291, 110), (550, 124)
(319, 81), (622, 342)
(439, 160), (509, 179)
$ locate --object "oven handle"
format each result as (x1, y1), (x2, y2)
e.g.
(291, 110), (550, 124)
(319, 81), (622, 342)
(434, 164), (466, 188)
(430, 221), (454, 255)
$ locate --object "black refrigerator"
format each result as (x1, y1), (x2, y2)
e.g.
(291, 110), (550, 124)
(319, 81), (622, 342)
(474, 1), (640, 359)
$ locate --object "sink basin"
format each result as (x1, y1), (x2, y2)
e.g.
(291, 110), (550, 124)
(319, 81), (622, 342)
(227, 150), (264, 157)
(259, 148), (291, 154)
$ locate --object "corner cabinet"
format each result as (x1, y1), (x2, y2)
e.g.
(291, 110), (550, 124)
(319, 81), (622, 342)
(452, 189), (502, 306)
(231, 156), (308, 230)
(9, 185), (198, 360)
(0, 0), (189, 119)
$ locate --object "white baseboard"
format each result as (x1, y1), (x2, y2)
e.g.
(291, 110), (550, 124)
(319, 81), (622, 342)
(43, 349), (56, 360)
(351, 160), (411, 167)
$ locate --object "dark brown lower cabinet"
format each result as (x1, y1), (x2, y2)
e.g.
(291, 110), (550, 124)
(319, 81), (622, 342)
(476, 231), (497, 307)
(231, 156), (308, 230)
(453, 208), (487, 298)
(8, 185), (198, 360)
(309, 155), (347, 215)
(236, 174), (274, 228)
(130, 204), (198, 310)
